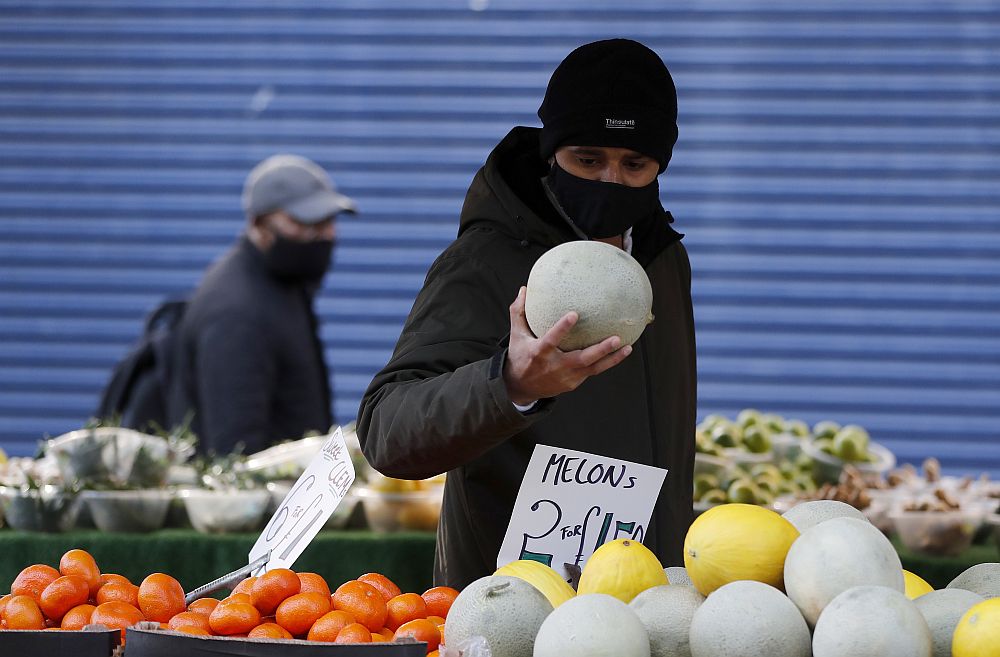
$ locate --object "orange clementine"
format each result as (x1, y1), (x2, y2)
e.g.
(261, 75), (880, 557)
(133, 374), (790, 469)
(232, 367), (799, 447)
(208, 600), (261, 636)
(137, 573), (186, 623)
(58, 550), (101, 598)
(332, 580), (388, 632)
(187, 597), (220, 616)
(38, 575), (90, 622)
(421, 586), (459, 619)
(223, 592), (253, 605)
(96, 581), (140, 607)
(395, 618), (441, 654)
(167, 611), (212, 633)
(306, 609), (356, 642)
(60, 604), (96, 630)
(426, 614), (445, 626)
(11, 564), (61, 602)
(377, 626), (395, 640)
(232, 576), (257, 596)
(3, 595), (46, 630)
(428, 651), (440, 657)
(91, 601), (144, 639)
(176, 625), (211, 636)
(385, 592), (427, 631)
(336, 622), (372, 643)
(357, 572), (401, 602)
(275, 591), (331, 637)
(99, 573), (132, 588)
(297, 572), (331, 597)
(250, 568), (301, 615)
(248, 622), (294, 639)
(371, 632), (388, 642)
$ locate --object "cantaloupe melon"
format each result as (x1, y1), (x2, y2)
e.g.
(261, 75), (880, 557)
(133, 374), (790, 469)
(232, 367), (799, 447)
(812, 585), (932, 657)
(443, 575), (552, 657)
(629, 584), (704, 657)
(683, 503), (799, 596)
(494, 560), (576, 608)
(688, 580), (811, 657)
(914, 588), (985, 657)
(524, 240), (653, 351)
(534, 593), (650, 657)
(663, 566), (692, 586)
(578, 538), (667, 603)
(780, 499), (867, 533)
(947, 562), (1000, 600)
(784, 517), (904, 627)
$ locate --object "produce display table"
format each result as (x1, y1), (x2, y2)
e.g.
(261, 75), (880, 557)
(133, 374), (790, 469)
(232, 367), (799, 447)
(0, 529), (993, 595)
(0, 529), (437, 595)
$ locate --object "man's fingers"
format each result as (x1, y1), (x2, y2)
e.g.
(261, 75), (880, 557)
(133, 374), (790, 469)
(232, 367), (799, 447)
(538, 311), (579, 350)
(574, 335), (623, 367)
(509, 286), (533, 337)
(585, 343), (633, 377)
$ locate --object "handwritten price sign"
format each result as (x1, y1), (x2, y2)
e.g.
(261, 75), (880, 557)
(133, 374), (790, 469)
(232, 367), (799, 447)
(497, 444), (667, 581)
(249, 426), (355, 573)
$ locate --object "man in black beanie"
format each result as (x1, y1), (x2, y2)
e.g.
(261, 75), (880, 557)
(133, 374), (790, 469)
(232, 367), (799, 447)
(358, 39), (696, 589)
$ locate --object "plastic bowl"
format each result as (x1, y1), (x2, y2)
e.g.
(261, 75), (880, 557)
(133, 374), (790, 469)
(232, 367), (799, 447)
(0, 484), (80, 532)
(45, 427), (192, 488)
(889, 509), (981, 557)
(180, 489), (270, 534)
(800, 440), (896, 486)
(694, 453), (735, 482)
(354, 485), (443, 533)
(81, 489), (173, 533)
(265, 481), (359, 529)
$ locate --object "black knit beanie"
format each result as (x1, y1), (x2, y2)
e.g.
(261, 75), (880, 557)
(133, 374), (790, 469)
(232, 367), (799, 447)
(538, 39), (678, 173)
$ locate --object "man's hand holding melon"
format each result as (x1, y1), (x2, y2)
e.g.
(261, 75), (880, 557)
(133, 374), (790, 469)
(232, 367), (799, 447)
(502, 240), (654, 407)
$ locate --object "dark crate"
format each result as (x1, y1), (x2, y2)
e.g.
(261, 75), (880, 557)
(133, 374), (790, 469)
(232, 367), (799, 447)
(124, 628), (428, 656)
(0, 628), (120, 657)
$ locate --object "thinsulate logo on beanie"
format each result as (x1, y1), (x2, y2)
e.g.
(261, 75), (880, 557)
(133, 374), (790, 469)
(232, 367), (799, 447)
(605, 118), (636, 129)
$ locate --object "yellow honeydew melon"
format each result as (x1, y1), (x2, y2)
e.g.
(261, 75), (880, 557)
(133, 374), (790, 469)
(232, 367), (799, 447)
(629, 584), (705, 657)
(947, 562), (1000, 600)
(534, 593), (650, 657)
(952, 597), (1000, 657)
(784, 517), (904, 627)
(443, 575), (552, 657)
(813, 585), (932, 657)
(780, 499), (867, 533)
(914, 589), (985, 657)
(577, 538), (668, 603)
(524, 240), (653, 351)
(493, 559), (576, 608)
(688, 580), (811, 657)
(683, 503), (799, 596)
(904, 569), (935, 600)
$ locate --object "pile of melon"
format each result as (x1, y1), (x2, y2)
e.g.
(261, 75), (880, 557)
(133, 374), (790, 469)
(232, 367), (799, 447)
(443, 500), (1000, 657)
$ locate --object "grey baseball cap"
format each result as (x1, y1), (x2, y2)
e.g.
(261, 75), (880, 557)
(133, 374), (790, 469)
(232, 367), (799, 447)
(242, 154), (357, 223)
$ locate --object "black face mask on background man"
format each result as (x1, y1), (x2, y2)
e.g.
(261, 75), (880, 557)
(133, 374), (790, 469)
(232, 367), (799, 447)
(262, 233), (335, 284)
(542, 162), (666, 239)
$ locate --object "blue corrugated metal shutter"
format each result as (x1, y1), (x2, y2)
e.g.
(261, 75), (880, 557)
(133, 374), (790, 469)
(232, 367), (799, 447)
(0, 1), (997, 477)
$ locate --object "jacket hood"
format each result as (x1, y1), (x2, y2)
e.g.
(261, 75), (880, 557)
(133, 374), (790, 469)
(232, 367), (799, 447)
(458, 126), (683, 264)
(458, 127), (578, 247)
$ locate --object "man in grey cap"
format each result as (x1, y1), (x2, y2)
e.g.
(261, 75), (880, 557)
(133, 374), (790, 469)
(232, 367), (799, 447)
(167, 154), (357, 454)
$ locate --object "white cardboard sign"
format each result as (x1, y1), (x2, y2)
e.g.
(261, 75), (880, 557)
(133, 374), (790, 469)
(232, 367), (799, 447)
(249, 426), (355, 573)
(497, 444), (667, 581)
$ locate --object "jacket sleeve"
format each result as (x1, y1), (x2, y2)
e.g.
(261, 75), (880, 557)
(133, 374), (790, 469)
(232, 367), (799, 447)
(193, 314), (276, 454)
(357, 252), (550, 480)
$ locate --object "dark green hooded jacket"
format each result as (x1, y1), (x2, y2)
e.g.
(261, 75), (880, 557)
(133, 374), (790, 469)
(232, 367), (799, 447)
(357, 127), (696, 589)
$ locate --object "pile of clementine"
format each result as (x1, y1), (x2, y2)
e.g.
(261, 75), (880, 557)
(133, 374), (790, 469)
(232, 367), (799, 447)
(0, 548), (458, 656)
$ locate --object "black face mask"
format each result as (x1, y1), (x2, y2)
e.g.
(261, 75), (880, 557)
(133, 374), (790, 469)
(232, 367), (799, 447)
(542, 163), (665, 239)
(262, 234), (334, 284)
